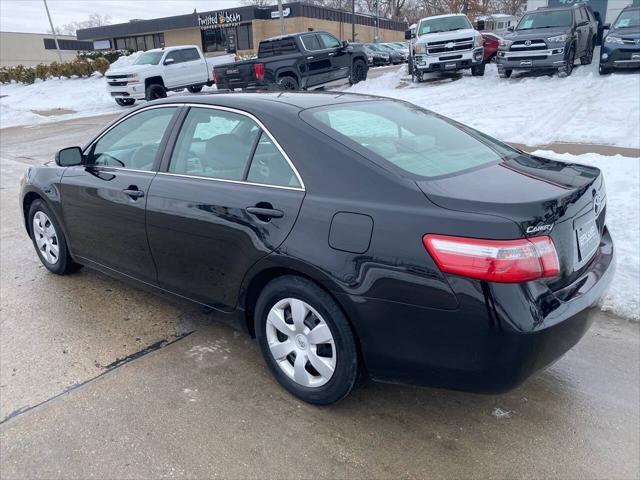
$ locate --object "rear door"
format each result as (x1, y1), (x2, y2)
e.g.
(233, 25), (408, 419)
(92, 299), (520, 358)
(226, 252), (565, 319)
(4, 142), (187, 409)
(575, 8), (589, 54)
(317, 32), (350, 80)
(60, 106), (179, 283)
(145, 105), (305, 309)
(180, 47), (208, 85)
(299, 33), (333, 86)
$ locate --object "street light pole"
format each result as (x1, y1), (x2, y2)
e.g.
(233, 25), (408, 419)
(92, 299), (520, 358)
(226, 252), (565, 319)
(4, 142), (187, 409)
(277, 0), (285, 35)
(351, 0), (355, 42)
(375, 0), (379, 42)
(43, 0), (63, 62)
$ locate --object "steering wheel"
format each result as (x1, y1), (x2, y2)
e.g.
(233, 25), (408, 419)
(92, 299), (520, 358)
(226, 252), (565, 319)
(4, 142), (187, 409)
(130, 144), (158, 170)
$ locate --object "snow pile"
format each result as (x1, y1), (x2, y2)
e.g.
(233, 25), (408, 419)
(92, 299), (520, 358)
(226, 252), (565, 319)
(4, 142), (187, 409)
(533, 150), (639, 321)
(346, 63), (640, 149)
(109, 51), (144, 69)
(0, 76), (121, 128)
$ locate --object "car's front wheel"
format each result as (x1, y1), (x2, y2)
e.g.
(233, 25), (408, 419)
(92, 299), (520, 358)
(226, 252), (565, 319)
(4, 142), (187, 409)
(349, 59), (368, 85)
(498, 68), (512, 78)
(255, 276), (360, 405)
(115, 98), (135, 107)
(558, 46), (575, 77)
(471, 63), (485, 76)
(28, 199), (81, 275)
(145, 83), (167, 101)
(598, 63), (611, 75)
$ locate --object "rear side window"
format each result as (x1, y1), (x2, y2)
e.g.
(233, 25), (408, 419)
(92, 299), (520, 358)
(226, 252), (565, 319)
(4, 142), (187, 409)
(301, 101), (514, 179)
(169, 107), (300, 187)
(259, 38), (298, 57)
(181, 48), (200, 62)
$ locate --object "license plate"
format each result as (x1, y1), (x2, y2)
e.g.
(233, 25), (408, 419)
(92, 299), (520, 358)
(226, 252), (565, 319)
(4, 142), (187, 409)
(520, 60), (532, 66)
(444, 63), (456, 69)
(632, 54), (640, 60)
(226, 68), (239, 74)
(575, 218), (600, 264)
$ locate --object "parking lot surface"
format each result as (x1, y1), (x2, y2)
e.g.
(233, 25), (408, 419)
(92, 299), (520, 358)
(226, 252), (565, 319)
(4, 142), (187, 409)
(1, 115), (639, 479)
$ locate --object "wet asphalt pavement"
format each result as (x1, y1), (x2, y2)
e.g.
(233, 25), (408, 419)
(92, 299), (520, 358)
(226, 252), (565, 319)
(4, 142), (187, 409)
(0, 115), (638, 479)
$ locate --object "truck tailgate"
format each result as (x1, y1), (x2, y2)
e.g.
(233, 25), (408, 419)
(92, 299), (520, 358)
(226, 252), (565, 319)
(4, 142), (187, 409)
(214, 61), (258, 90)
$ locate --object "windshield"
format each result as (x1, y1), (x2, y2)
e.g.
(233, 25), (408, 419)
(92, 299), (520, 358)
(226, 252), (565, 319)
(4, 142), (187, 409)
(614, 9), (640, 28)
(134, 51), (163, 65)
(418, 16), (472, 35)
(301, 100), (515, 179)
(517, 10), (572, 30)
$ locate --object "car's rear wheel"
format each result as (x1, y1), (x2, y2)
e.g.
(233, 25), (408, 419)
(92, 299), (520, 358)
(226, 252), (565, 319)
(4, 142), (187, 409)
(277, 75), (299, 91)
(471, 63), (485, 76)
(255, 276), (359, 405)
(559, 46), (575, 77)
(115, 98), (135, 107)
(498, 68), (512, 78)
(187, 85), (203, 93)
(580, 38), (594, 65)
(349, 59), (367, 84)
(145, 83), (167, 101)
(28, 199), (81, 275)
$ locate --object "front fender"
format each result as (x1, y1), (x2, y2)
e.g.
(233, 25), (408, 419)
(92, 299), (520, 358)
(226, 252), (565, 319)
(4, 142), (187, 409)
(20, 164), (68, 239)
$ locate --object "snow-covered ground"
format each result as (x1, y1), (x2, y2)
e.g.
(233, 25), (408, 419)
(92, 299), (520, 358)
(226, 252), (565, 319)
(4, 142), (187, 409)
(345, 63), (640, 149)
(531, 151), (639, 321)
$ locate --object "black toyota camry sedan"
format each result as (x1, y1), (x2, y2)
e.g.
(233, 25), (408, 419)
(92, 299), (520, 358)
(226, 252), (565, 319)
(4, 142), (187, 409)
(20, 93), (614, 405)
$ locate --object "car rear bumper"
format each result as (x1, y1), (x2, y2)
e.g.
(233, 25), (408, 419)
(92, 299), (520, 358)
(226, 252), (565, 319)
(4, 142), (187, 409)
(414, 47), (484, 72)
(497, 48), (567, 70)
(337, 227), (615, 393)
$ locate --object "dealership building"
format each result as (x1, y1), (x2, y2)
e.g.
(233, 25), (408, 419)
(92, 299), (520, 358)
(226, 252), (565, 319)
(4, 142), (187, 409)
(77, 2), (407, 56)
(525, 0), (637, 23)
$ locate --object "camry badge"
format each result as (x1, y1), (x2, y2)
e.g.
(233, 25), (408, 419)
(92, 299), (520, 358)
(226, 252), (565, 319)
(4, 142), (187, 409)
(526, 223), (554, 234)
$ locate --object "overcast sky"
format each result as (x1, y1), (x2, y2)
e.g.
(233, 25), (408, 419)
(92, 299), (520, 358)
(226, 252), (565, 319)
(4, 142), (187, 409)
(1, 0), (245, 34)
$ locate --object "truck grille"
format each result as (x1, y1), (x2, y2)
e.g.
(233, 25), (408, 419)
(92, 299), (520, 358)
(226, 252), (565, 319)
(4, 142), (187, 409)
(106, 75), (128, 80)
(108, 81), (127, 87)
(622, 38), (640, 45)
(426, 37), (473, 55)
(511, 40), (547, 51)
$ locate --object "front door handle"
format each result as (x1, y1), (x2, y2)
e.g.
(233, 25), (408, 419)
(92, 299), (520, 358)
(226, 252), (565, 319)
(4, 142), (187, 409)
(246, 206), (284, 220)
(307, 56), (314, 60)
(328, 52), (335, 56)
(123, 188), (145, 198)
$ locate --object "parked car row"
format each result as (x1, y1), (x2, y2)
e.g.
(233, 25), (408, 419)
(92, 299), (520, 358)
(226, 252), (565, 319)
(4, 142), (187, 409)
(361, 42), (410, 66)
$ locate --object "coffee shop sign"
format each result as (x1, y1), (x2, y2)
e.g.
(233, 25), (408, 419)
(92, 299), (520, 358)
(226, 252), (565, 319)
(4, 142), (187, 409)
(198, 11), (242, 30)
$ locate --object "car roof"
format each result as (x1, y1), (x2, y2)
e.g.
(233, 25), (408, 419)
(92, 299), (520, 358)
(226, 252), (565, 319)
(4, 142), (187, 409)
(262, 31), (328, 42)
(419, 13), (468, 21)
(148, 92), (384, 113)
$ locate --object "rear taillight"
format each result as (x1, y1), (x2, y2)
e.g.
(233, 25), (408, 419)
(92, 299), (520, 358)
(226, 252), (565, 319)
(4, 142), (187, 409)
(254, 63), (265, 81)
(422, 234), (560, 283)
(212, 70), (217, 84)
(234, 55), (240, 62)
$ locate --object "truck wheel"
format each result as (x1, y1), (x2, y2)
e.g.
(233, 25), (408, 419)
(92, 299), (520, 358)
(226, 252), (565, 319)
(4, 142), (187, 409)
(115, 98), (135, 107)
(471, 63), (485, 76)
(277, 75), (299, 91)
(580, 39), (594, 65)
(349, 60), (367, 85)
(558, 46), (575, 77)
(498, 68), (512, 78)
(187, 85), (203, 93)
(598, 64), (611, 75)
(145, 83), (167, 101)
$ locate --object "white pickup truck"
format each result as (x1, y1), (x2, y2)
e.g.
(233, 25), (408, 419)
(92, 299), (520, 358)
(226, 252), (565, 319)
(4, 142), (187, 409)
(406, 14), (485, 81)
(105, 45), (237, 106)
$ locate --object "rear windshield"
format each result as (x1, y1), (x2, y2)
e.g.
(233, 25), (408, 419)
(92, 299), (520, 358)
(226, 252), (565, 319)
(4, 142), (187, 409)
(301, 100), (515, 179)
(517, 10), (572, 30)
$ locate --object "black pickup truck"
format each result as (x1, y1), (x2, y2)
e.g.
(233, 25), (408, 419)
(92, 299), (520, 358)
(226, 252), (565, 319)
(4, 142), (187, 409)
(213, 31), (369, 91)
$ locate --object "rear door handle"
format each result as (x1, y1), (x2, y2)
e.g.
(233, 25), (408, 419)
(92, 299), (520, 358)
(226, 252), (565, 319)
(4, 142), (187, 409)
(328, 52), (335, 56)
(246, 206), (284, 219)
(306, 56), (314, 60)
(123, 188), (145, 198)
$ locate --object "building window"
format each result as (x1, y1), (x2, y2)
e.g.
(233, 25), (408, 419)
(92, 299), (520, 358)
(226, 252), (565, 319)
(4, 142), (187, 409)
(202, 24), (253, 53)
(114, 33), (164, 52)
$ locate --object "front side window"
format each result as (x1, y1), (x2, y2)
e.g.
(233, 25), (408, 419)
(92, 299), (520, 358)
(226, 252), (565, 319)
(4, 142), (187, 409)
(418, 15), (472, 35)
(165, 50), (183, 64)
(302, 101), (515, 179)
(517, 10), (573, 30)
(90, 107), (177, 171)
(169, 107), (300, 188)
(318, 33), (341, 49)
(301, 34), (321, 51)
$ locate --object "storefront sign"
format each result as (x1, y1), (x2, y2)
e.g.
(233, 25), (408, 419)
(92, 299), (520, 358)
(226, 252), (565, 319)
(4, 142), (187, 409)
(198, 11), (242, 30)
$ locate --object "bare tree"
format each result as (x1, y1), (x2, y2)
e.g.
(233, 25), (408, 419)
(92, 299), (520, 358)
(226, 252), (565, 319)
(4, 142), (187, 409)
(241, 0), (276, 6)
(60, 13), (112, 35)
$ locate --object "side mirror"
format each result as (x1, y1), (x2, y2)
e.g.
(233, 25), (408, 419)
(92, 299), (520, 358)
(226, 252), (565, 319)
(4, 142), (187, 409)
(602, 23), (610, 30)
(55, 146), (83, 167)
(164, 57), (175, 65)
(507, 26), (515, 32)
(405, 29), (415, 40)
(341, 40), (349, 49)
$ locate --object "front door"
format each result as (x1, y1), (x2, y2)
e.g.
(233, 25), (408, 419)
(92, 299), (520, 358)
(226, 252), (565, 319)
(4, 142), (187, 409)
(317, 32), (350, 80)
(60, 106), (179, 283)
(145, 106), (305, 310)
(162, 50), (186, 88)
(300, 33), (334, 87)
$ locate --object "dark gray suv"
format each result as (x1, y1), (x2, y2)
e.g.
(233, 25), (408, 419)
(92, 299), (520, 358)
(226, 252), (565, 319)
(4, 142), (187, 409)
(497, 3), (598, 78)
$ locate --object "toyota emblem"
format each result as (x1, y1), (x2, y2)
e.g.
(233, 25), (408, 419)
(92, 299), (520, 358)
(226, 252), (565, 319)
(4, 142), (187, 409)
(524, 40), (532, 46)
(593, 193), (603, 215)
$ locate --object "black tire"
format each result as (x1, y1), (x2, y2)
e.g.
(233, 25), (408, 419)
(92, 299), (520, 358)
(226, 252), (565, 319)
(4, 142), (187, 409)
(115, 98), (135, 107)
(349, 59), (367, 85)
(498, 68), (512, 78)
(580, 38), (594, 65)
(187, 85), (203, 93)
(277, 75), (299, 91)
(28, 199), (81, 275)
(254, 275), (359, 405)
(599, 63), (611, 75)
(559, 46), (575, 77)
(145, 83), (167, 101)
(471, 63), (485, 76)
